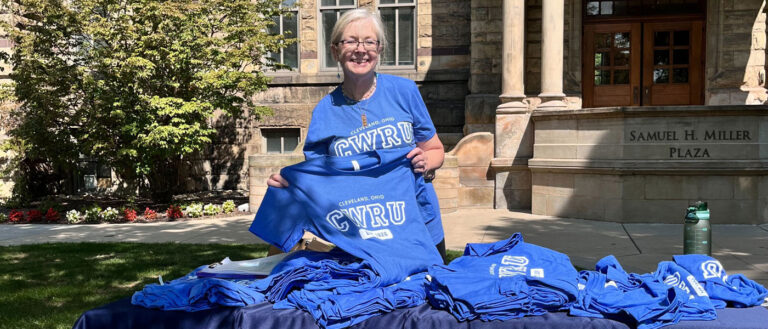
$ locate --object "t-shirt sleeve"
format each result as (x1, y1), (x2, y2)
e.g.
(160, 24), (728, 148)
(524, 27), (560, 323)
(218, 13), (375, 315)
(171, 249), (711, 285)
(249, 187), (306, 252)
(303, 98), (331, 160)
(406, 81), (437, 143)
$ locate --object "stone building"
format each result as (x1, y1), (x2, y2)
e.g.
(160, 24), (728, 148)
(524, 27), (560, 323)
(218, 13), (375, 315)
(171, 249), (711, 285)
(1, 1), (767, 223)
(249, 0), (768, 225)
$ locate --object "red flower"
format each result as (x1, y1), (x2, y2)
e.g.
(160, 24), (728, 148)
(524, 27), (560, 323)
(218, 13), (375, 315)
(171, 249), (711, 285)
(27, 209), (43, 222)
(9, 209), (25, 223)
(124, 208), (137, 221)
(45, 208), (60, 222)
(143, 207), (157, 220)
(166, 205), (183, 220)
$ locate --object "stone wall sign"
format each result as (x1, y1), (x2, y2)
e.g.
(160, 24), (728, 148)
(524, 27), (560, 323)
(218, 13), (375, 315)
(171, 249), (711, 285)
(626, 128), (753, 159)
(527, 106), (768, 224)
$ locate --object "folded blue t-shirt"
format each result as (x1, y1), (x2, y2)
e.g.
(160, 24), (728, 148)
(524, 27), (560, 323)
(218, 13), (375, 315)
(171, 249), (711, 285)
(674, 254), (768, 308)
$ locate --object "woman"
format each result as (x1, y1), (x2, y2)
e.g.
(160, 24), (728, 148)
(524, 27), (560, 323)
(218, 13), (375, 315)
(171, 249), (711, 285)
(267, 8), (446, 261)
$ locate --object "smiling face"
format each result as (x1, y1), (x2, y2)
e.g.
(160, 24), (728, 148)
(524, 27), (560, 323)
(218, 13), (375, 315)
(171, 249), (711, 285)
(332, 18), (381, 79)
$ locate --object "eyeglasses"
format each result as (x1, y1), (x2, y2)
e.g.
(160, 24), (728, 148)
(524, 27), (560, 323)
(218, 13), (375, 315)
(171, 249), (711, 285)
(337, 39), (380, 50)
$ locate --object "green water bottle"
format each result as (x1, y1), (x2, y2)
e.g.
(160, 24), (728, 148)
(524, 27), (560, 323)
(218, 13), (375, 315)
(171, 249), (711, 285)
(684, 201), (711, 255)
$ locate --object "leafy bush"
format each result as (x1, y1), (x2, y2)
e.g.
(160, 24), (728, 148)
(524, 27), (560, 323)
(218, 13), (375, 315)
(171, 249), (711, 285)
(143, 208), (157, 220)
(166, 205), (183, 220)
(39, 199), (62, 213)
(45, 208), (60, 222)
(84, 205), (102, 223)
(203, 203), (222, 216)
(222, 200), (236, 214)
(124, 208), (137, 222)
(0, 213), (7, 223)
(184, 203), (203, 218)
(9, 209), (25, 223)
(0, 0), (291, 202)
(27, 209), (43, 222)
(101, 207), (120, 222)
(3, 198), (27, 211)
(65, 210), (81, 224)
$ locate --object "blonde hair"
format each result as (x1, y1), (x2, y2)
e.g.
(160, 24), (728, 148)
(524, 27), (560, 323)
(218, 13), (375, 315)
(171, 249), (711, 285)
(329, 8), (387, 51)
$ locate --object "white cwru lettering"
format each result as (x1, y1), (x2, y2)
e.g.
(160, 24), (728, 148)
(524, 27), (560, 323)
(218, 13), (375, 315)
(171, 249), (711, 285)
(387, 201), (406, 225)
(348, 130), (378, 153)
(366, 203), (388, 227)
(341, 206), (368, 229)
(397, 122), (414, 143)
(326, 210), (350, 232)
(332, 124), (411, 155)
(333, 139), (354, 156)
(379, 125), (402, 148)
(327, 201), (407, 231)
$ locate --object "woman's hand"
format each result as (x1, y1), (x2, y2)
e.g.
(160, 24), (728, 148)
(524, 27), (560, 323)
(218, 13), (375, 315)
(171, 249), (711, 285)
(406, 147), (429, 174)
(407, 134), (445, 174)
(267, 173), (289, 188)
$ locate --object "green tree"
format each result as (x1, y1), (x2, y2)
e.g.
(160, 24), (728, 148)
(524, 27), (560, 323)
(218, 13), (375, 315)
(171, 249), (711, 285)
(0, 0), (293, 201)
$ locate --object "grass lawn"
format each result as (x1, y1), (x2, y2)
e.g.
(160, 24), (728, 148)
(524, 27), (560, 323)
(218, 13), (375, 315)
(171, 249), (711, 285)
(0, 243), (269, 329)
(0, 243), (465, 329)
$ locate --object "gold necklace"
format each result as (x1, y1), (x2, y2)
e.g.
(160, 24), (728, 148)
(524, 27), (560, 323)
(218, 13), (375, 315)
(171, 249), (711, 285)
(341, 75), (377, 127)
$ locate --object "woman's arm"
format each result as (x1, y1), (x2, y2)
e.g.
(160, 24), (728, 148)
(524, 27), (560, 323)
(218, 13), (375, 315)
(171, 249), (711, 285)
(407, 134), (444, 174)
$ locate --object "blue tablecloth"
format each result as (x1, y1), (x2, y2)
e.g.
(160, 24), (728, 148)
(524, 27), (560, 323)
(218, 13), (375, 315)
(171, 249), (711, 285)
(72, 297), (768, 329)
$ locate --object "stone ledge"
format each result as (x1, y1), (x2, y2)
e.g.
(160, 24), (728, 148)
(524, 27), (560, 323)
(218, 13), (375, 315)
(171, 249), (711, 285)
(531, 105), (768, 120)
(248, 154), (305, 167)
(265, 69), (469, 85)
(528, 159), (768, 173)
(490, 157), (529, 168)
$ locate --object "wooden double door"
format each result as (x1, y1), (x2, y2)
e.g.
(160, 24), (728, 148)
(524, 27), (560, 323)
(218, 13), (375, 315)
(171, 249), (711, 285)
(582, 21), (703, 108)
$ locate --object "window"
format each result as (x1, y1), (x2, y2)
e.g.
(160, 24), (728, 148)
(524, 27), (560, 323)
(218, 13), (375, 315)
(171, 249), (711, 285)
(593, 32), (631, 86)
(76, 157), (112, 192)
(378, 0), (415, 67)
(320, 0), (357, 68)
(268, 0), (300, 69)
(584, 0), (705, 18)
(262, 128), (300, 154)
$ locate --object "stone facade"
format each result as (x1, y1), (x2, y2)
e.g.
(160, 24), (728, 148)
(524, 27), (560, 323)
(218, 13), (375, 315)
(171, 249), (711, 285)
(2, 1), (768, 223)
(706, 0), (768, 105)
(444, 132), (495, 209)
(528, 105), (768, 224)
(245, 0), (768, 224)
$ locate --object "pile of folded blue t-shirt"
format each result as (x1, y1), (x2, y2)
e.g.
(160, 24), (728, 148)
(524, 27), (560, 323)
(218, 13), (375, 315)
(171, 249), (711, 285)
(131, 265), (266, 312)
(572, 255), (714, 329)
(569, 253), (768, 329)
(132, 234), (768, 329)
(277, 272), (429, 329)
(426, 233), (580, 321)
(133, 248), (429, 329)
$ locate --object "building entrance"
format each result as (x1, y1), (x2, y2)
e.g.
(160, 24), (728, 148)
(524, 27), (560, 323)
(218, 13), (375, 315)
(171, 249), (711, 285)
(581, 1), (705, 107)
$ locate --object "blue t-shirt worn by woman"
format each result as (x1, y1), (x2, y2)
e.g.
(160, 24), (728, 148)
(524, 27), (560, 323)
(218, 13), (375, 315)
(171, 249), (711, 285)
(303, 73), (444, 244)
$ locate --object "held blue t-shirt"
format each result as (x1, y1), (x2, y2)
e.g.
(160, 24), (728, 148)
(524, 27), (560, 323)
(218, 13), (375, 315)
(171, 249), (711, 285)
(302, 73), (444, 244)
(250, 147), (442, 286)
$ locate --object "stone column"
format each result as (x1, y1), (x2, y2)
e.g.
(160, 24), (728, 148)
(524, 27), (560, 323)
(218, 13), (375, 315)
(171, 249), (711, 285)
(498, 0), (526, 109)
(538, 0), (567, 110)
(493, 0), (533, 210)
